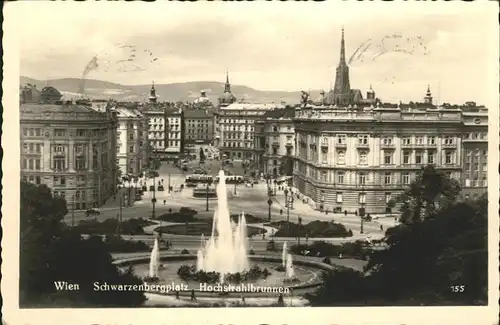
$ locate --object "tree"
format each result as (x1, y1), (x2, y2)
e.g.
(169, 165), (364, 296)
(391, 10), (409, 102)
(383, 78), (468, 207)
(397, 165), (461, 224)
(20, 181), (146, 307)
(199, 147), (206, 163)
(306, 167), (487, 306)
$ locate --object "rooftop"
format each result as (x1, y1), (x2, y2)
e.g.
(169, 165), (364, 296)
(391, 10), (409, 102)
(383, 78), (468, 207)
(21, 103), (96, 114)
(184, 109), (213, 118)
(263, 107), (296, 119)
(114, 107), (143, 119)
(221, 103), (285, 111)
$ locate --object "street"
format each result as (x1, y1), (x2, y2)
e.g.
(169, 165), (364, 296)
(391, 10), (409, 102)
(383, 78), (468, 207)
(65, 161), (398, 239)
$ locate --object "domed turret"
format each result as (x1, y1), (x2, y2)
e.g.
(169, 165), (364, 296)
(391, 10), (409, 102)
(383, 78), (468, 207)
(148, 81), (158, 103)
(218, 70), (236, 106)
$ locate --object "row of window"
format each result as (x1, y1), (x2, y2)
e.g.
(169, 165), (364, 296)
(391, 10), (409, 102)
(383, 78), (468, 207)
(186, 129), (211, 133)
(463, 132), (487, 140)
(224, 134), (254, 140)
(222, 125), (255, 132)
(186, 135), (211, 140)
(22, 128), (109, 138)
(298, 149), (454, 165)
(220, 119), (255, 124)
(328, 192), (393, 204)
(270, 125), (293, 132)
(22, 175), (88, 186)
(310, 171), (415, 185)
(223, 142), (254, 148)
(21, 155), (103, 171)
(299, 135), (459, 146)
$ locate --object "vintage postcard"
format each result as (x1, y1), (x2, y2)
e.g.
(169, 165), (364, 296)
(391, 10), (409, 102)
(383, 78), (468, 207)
(2, 1), (499, 324)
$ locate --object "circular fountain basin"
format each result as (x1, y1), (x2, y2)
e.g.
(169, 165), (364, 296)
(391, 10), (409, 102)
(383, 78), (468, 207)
(115, 254), (333, 297)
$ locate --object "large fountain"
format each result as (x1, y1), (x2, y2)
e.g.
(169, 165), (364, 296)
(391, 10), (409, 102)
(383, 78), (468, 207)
(119, 169), (331, 303)
(196, 170), (250, 277)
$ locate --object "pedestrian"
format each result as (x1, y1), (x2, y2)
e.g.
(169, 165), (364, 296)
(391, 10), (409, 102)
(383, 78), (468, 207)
(163, 200), (166, 205)
(380, 225), (383, 231)
(175, 290), (180, 300)
(190, 289), (196, 301)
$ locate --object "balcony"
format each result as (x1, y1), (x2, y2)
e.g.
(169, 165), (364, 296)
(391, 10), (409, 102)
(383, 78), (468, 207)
(285, 142), (294, 148)
(442, 142), (457, 148)
(335, 142), (347, 149)
(271, 142), (280, 148)
(53, 152), (65, 157)
(380, 142), (395, 149)
(426, 142), (437, 148)
(356, 142), (369, 149)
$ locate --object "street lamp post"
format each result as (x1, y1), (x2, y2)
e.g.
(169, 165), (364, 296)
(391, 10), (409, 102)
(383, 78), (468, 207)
(151, 158), (157, 219)
(206, 180), (211, 212)
(234, 182), (237, 195)
(267, 197), (273, 221)
(71, 195), (75, 227)
(360, 187), (365, 234)
(284, 188), (290, 224)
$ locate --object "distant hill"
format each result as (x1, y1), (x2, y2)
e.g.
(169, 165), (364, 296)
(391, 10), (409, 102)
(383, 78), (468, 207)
(19, 76), (319, 104)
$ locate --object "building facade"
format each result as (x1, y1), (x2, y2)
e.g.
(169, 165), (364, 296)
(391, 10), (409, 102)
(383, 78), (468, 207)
(459, 103), (488, 199)
(165, 106), (184, 154)
(255, 107), (296, 176)
(216, 103), (282, 160)
(184, 108), (215, 144)
(145, 109), (167, 154)
(292, 103), (488, 214)
(20, 99), (118, 210)
(115, 106), (149, 176)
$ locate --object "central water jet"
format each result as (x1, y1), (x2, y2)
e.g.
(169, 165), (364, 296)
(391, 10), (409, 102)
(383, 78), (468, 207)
(196, 170), (250, 276)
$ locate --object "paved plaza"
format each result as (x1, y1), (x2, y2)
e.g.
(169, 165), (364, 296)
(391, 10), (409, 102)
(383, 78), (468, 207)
(65, 161), (397, 244)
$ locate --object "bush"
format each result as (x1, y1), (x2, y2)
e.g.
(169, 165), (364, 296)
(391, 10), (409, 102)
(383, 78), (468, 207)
(272, 220), (351, 238)
(229, 213), (266, 224)
(154, 212), (197, 223)
(181, 249), (190, 254)
(154, 224), (265, 238)
(179, 207), (198, 216)
(74, 218), (154, 236)
(177, 264), (271, 284)
(289, 241), (368, 259)
(102, 234), (150, 253)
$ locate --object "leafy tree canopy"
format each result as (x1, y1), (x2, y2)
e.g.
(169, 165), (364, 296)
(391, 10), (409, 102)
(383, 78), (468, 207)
(20, 181), (146, 307)
(307, 166), (487, 306)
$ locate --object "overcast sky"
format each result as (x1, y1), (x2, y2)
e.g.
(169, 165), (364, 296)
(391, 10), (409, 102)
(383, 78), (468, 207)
(9, 1), (498, 105)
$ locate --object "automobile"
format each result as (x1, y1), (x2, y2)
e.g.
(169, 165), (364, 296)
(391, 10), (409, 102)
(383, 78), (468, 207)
(149, 185), (155, 191)
(157, 185), (165, 191)
(148, 171), (159, 178)
(194, 168), (206, 175)
(85, 208), (100, 217)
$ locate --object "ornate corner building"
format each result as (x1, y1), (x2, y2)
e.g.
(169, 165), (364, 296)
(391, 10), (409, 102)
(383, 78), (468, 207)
(291, 29), (488, 214)
(20, 86), (118, 210)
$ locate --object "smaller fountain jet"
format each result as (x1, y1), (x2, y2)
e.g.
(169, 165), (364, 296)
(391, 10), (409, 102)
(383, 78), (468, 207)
(149, 237), (161, 279)
(282, 242), (288, 267)
(285, 253), (295, 278)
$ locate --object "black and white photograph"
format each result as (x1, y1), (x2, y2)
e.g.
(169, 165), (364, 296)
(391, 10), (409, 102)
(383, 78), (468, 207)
(2, 1), (499, 324)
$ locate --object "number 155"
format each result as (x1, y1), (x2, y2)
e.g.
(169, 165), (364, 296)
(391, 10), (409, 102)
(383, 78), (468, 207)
(450, 285), (465, 292)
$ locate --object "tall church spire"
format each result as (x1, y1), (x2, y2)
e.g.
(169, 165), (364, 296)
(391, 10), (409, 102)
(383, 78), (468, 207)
(224, 69), (231, 93)
(340, 26), (346, 64)
(332, 27), (351, 106)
